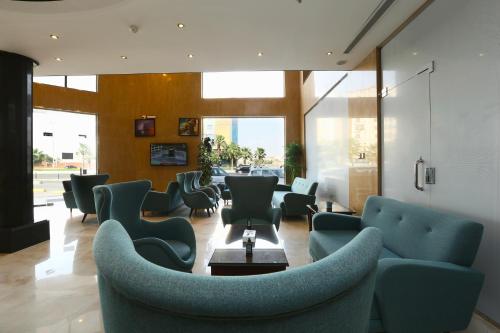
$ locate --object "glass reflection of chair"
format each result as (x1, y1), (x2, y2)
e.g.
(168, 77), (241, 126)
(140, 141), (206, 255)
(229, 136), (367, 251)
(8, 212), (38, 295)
(221, 176), (281, 230)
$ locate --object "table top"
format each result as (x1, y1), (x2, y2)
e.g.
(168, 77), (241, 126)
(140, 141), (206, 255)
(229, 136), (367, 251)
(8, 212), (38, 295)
(307, 201), (355, 214)
(208, 224), (288, 266)
(211, 224), (283, 250)
(209, 249), (288, 266)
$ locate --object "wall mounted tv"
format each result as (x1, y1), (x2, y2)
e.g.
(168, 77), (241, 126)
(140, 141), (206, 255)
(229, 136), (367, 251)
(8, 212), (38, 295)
(150, 143), (188, 166)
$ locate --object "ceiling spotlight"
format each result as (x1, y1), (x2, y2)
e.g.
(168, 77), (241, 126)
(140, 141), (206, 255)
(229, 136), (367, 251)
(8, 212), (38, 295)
(257, 52), (263, 57)
(336, 60), (347, 65)
(121, 56), (128, 60)
(327, 51), (333, 56)
(187, 54), (194, 58)
(412, 51), (418, 56)
(129, 25), (139, 34)
(50, 34), (59, 40)
(55, 57), (63, 62)
(177, 23), (185, 29)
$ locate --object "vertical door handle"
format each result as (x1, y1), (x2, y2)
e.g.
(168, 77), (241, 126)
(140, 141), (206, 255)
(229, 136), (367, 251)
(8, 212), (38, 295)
(414, 157), (424, 191)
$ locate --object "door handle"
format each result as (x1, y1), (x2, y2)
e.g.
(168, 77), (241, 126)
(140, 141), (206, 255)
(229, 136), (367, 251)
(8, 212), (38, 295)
(414, 157), (424, 191)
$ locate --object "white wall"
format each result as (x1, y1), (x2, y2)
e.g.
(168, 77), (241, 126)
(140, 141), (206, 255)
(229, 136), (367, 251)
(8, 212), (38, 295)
(381, 0), (500, 323)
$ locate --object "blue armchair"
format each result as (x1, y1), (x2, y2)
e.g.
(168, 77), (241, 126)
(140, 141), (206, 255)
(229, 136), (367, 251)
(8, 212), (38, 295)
(71, 174), (109, 222)
(309, 196), (484, 333)
(272, 177), (318, 217)
(192, 171), (219, 207)
(176, 172), (216, 217)
(141, 181), (184, 215)
(93, 180), (196, 272)
(222, 176), (281, 229)
(62, 180), (77, 213)
(94, 219), (383, 333)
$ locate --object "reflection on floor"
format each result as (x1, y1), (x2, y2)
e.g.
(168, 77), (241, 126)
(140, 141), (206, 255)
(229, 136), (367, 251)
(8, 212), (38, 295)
(0, 202), (311, 333)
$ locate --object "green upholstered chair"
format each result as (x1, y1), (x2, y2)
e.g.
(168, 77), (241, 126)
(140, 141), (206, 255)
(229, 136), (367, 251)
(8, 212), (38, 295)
(273, 177), (318, 217)
(176, 172), (216, 217)
(71, 173), (109, 222)
(222, 176), (281, 229)
(141, 181), (184, 215)
(93, 180), (196, 272)
(62, 180), (77, 213)
(309, 196), (485, 333)
(192, 171), (219, 207)
(94, 219), (382, 333)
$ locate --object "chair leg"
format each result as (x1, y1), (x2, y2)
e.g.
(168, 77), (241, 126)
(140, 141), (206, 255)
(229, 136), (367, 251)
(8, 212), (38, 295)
(189, 208), (193, 217)
(206, 208), (211, 217)
(70, 208), (72, 214)
(81, 213), (87, 223)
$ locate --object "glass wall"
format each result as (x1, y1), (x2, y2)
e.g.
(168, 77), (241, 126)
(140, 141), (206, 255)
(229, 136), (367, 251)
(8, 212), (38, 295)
(202, 71), (284, 98)
(33, 109), (97, 204)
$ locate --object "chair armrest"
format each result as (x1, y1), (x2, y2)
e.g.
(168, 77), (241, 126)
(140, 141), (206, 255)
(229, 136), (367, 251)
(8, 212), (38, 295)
(275, 184), (292, 192)
(267, 208), (282, 230)
(142, 191), (170, 211)
(141, 218), (196, 253)
(283, 192), (315, 207)
(375, 258), (484, 333)
(182, 191), (213, 207)
(133, 237), (194, 272)
(313, 212), (361, 231)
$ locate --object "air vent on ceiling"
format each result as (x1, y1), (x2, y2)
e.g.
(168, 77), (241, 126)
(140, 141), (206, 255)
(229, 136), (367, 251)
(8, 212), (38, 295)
(343, 0), (395, 54)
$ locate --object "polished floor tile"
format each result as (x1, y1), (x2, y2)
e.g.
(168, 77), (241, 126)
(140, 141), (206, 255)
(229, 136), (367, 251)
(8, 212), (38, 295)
(0, 202), (311, 333)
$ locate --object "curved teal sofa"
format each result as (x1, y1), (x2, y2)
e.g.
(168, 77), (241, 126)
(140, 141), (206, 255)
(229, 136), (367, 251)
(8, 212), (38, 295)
(309, 196), (484, 333)
(94, 220), (382, 333)
(142, 181), (184, 215)
(93, 180), (196, 272)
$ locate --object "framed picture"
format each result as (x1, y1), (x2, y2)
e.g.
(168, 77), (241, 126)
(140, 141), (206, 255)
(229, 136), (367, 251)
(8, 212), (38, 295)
(135, 118), (155, 137)
(178, 118), (200, 136)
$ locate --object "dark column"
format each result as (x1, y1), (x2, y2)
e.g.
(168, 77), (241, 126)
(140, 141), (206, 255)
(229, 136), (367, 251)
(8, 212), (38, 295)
(0, 51), (49, 252)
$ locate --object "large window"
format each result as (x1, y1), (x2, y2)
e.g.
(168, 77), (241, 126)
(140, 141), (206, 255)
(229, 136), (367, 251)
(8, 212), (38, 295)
(202, 71), (285, 99)
(33, 109), (97, 204)
(202, 117), (285, 182)
(34, 75), (98, 92)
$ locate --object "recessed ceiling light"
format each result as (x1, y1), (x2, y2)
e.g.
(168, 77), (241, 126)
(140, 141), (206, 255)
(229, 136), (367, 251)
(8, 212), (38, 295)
(336, 60), (347, 65)
(177, 23), (185, 29)
(50, 34), (59, 40)
(257, 52), (263, 57)
(187, 54), (194, 58)
(327, 51), (333, 56)
(55, 57), (63, 62)
(412, 51), (418, 56)
(479, 53), (485, 57)
(121, 56), (128, 60)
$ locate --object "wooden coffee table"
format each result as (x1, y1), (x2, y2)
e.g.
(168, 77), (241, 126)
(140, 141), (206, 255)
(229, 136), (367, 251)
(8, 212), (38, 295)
(208, 224), (289, 276)
(306, 202), (355, 232)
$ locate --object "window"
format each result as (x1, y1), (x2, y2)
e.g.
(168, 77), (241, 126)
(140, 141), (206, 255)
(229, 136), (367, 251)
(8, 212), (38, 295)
(33, 76), (65, 87)
(33, 75), (97, 92)
(202, 71), (285, 99)
(67, 76), (97, 92)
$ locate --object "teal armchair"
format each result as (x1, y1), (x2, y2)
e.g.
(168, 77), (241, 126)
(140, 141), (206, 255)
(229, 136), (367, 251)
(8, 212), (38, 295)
(309, 196), (485, 333)
(192, 171), (219, 207)
(142, 181), (183, 215)
(94, 219), (383, 333)
(93, 180), (196, 272)
(62, 180), (77, 213)
(222, 176), (281, 229)
(71, 174), (109, 222)
(273, 177), (318, 217)
(176, 172), (216, 217)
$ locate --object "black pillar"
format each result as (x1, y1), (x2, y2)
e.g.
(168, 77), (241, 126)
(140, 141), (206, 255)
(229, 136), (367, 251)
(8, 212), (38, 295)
(0, 50), (49, 252)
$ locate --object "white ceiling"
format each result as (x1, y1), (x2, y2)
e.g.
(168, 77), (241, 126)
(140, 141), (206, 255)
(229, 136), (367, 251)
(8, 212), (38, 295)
(0, 0), (426, 75)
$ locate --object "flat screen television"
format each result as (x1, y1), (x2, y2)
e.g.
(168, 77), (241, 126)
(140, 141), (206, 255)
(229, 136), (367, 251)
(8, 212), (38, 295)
(150, 143), (188, 166)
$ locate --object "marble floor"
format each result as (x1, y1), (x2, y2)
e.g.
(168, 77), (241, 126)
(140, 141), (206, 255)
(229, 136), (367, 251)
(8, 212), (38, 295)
(0, 202), (311, 333)
(1, 202), (497, 333)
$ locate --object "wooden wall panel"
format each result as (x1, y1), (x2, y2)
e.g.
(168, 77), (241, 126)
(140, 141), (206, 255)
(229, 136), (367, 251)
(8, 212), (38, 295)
(33, 71), (301, 189)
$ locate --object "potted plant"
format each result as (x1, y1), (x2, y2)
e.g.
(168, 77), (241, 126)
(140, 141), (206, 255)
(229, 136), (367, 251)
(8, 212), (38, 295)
(285, 142), (303, 184)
